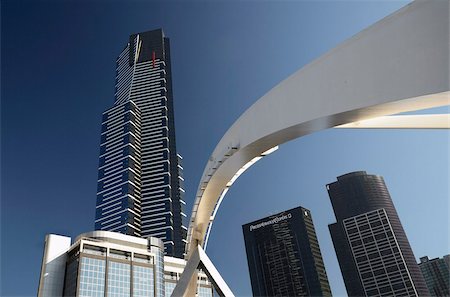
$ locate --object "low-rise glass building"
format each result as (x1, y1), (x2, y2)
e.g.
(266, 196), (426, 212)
(37, 231), (213, 297)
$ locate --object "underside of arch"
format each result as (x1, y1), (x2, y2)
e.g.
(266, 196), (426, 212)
(186, 0), (450, 257)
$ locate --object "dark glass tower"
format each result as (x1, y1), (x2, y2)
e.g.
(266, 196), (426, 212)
(418, 255), (449, 296)
(327, 171), (429, 296)
(242, 206), (332, 297)
(95, 29), (187, 258)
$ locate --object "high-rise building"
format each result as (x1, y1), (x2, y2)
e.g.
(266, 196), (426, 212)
(242, 206), (332, 297)
(94, 29), (187, 258)
(37, 231), (214, 297)
(327, 171), (429, 296)
(418, 255), (450, 296)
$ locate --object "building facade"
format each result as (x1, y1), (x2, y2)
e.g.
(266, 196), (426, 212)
(418, 255), (450, 296)
(327, 171), (429, 296)
(37, 231), (214, 297)
(94, 29), (187, 258)
(242, 206), (332, 297)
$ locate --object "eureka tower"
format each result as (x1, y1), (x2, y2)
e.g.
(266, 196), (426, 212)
(95, 29), (187, 258)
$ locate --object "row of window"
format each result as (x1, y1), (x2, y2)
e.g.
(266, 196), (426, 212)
(78, 257), (157, 297)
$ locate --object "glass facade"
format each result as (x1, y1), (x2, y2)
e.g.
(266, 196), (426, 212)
(63, 252), (79, 297)
(151, 243), (165, 297)
(55, 233), (214, 297)
(164, 272), (214, 297)
(107, 261), (130, 297)
(165, 282), (176, 297)
(132, 265), (154, 297)
(94, 29), (187, 258)
(418, 255), (450, 296)
(242, 206), (332, 296)
(343, 209), (416, 296)
(95, 101), (142, 237)
(197, 284), (214, 297)
(73, 255), (158, 297)
(78, 257), (106, 297)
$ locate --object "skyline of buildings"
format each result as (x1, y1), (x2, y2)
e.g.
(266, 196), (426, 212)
(2, 0), (446, 294)
(242, 206), (332, 297)
(327, 171), (429, 297)
(418, 255), (450, 296)
(37, 25), (447, 297)
(94, 29), (187, 258)
(48, 27), (445, 297)
(37, 168), (448, 297)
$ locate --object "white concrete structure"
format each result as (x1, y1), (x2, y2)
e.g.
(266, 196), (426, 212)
(175, 1), (449, 295)
(170, 245), (235, 297)
(38, 234), (72, 297)
(336, 114), (450, 129)
(186, 0), (449, 257)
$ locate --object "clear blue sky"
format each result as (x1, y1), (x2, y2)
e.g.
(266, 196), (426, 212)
(2, 0), (448, 296)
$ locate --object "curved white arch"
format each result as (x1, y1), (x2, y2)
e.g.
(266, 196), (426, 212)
(186, 0), (449, 256)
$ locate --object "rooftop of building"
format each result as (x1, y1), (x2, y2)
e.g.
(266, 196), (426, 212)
(73, 230), (164, 252)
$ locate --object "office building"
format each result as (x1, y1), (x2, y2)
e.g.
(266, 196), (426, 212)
(37, 231), (214, 297)
(94, 29), (187, 258)
(242, 206), (332, 296)
(418, 255), (450, 296)
(327, 171), (429, 296)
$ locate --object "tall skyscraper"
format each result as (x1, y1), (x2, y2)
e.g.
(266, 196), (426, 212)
(418, 255), (450, 296)
(95, 29), (187, 258)
(242, 206), (332, 297)
(327, 171), (429, 296)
